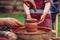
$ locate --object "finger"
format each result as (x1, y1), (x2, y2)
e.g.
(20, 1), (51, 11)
(9, 23), (20, 29)
(29, 1), (37, 12)
(16, 22), (24, 27)
(23, 1), (30, 7)
(32, 3), (36, 12)
(38, 21), (43, 24)
(38, 19), (44, 24)
(14, 19), (24, 27)
(12, 18), (24, 27)
(24, 1), (37, 12)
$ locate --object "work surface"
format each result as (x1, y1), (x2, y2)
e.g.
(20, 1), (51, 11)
(16, 29), (51, 40)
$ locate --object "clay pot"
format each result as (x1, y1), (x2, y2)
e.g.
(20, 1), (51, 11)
(25, 19), (38, 32)
(25, 19), (37, 23)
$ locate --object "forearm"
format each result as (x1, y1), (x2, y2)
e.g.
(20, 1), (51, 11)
(43, 2), (51, 15)
(23, 3), (30, 16)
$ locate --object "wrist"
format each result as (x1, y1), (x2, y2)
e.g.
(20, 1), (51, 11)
(26, 14), (31, 17)
(42, 14), (46, 16)
(43, 11), (47, 14)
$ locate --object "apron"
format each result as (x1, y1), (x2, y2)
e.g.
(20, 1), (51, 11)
(29, 0), (52, 29)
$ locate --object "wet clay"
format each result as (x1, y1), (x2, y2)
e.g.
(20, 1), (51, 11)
(25, 19), (38, 32)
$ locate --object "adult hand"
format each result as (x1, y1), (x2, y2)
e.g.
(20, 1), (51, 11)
(0, 18), (24, 28)
(23, 0), (36, 11)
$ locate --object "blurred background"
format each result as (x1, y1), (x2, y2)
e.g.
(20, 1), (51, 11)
(0, 0), (24, 24)
(0, 0), (60, 37)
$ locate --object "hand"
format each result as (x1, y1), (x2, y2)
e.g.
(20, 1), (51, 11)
(26, 15), (32, 19)
(38, 14), (46, 24)
(23, 0), (36, 11)
(0, 18), (24, 28)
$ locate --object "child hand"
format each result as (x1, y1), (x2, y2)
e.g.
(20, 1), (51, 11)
(38, 14), (46, 24)
(26, 15), (32, 19)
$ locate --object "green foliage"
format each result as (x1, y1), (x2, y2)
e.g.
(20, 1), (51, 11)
(0, 13), (24, 24)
